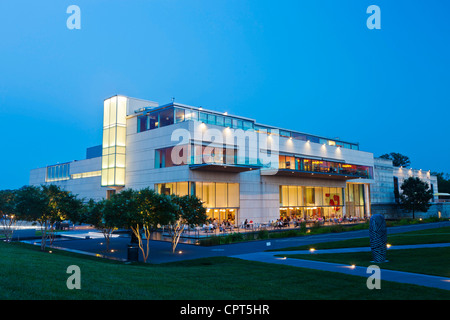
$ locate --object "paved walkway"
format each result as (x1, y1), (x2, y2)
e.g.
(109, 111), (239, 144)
(231, 243), (450, 291)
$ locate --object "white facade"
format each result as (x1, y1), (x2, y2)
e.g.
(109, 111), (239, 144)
(29, 95), (440, 224)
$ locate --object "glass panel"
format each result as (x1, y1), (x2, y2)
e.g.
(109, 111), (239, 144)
(138, 116), (148, 133)
(243, 121), (253, 130)
(116, 126), (126, 147)
(228, 183), (239, 207)
(216, 116), (224, 126)
(288, 186), (298, 206)
(159, 108), (174, 127)
(177, 182), (189, 196)
(195, 182), (202, 199)
(202, 182), (215, 208)
(149, 112), (159, 129)
(175, 108), (185, 123)
(207, 114), (216, 125)
(216, 183), (227, 207)
(305, 187), (315, 206)
(199, 112), (208, 123)
(115, 168), (125, 185)
(103, 100), (111, 127)
(224, 117), (232, 128)
(292, 132), (307, 141)
(297, 186), (303, 206)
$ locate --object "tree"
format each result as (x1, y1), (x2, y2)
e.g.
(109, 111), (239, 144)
(133, 188), (178, 262)
(379, 152), (410, 167)
(169, 195), (207, 253)
(0, 189), (17, 242)
(15, 186), (50, 251)
(399, 177), (433, 219)
(41, 185), (84, 246)
(14, 185), (84, 251)
(84, 199), (115, 252)
(431, 172), (450, 194)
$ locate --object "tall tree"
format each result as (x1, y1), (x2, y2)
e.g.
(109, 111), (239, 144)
(399, 177), (433, 219)
(379, 152), (411, 167)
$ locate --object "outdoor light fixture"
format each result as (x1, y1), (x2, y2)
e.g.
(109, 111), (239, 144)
(309, 248), (315, 253)
(386, 244), (392, 248)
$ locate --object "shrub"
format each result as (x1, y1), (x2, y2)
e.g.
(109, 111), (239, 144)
(257, 229), (269, 240)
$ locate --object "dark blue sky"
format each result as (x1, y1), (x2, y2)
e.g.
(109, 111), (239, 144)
(1, 0), (449, 190)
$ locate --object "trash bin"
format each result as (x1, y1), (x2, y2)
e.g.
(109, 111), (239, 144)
(127, 245), (139, 262)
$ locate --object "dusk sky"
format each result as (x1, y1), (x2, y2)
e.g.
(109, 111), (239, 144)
(1, 0), (449, 190)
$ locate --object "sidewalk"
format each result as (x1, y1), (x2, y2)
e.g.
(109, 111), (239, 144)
(231, 243), (450, 291)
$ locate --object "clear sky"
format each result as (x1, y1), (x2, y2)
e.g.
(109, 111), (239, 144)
(1, 0), (449, 190)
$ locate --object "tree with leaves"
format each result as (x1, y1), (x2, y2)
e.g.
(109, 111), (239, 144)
(431, 172), (450, 194)
(133, 188), (178, 262)
(379, 152), (411, 167)
(0, 189), (17, 242)
(15, 185), (51, 251)
(399, 177), (433, 219)
(84, 199), (116, 252)
(14, 185), (83, 251)
(169, 195), (207, 253)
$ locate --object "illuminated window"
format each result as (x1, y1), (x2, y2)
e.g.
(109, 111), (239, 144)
(101, 96), (127, 187)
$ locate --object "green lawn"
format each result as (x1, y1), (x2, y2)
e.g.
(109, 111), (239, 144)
(280, 247), (450, 278)
(271, 227), (450, 278)
(269, 226), (450, 251)
(1, 241), (450, 300)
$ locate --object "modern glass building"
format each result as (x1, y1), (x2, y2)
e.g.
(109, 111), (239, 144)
(29, 95), (439, 225)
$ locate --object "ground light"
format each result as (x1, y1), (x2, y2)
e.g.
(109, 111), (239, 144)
(309, 248), (316, 253)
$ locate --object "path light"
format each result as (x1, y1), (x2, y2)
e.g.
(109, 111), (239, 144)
(178, 250), (183, 254)
(350, 264), (356, 269)
(309, 248), (315, 253)
(386, 244), (392, 249)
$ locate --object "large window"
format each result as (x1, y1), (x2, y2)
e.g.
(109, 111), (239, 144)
(155, 145), (188, 168)
(279, 155), (373, 179)
(279, 185), (346, 220)
(155, 181), (240, 225)
(345, 183), (366, 218)
(46, 163), (70, 182)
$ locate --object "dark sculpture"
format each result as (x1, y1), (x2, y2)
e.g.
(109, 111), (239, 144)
(369, 214), (388, 263)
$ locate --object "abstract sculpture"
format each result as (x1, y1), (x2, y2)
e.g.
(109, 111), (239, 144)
(369, 214), (388, 263)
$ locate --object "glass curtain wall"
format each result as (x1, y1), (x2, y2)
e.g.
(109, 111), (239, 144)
(101, 96), (127, 186)
(345, 183), (366, 219)
(279, 186), (346, 221)
(155, 181), (240, 225)
(279, 155), (373, 179)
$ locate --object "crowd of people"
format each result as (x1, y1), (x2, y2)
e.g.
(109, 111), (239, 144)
(198, 215), (367, 234)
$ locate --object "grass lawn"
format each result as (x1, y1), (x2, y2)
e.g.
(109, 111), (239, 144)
(280, 247), (450, 278)
(271, 227), (450, 278)
(269, 226), (450, 251)
(1, 241), (450, 300)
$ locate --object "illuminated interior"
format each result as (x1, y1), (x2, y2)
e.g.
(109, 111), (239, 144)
(279, 184), (367, 220)
(155, 181), (240, 225)
(101, 96), (127, 187)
